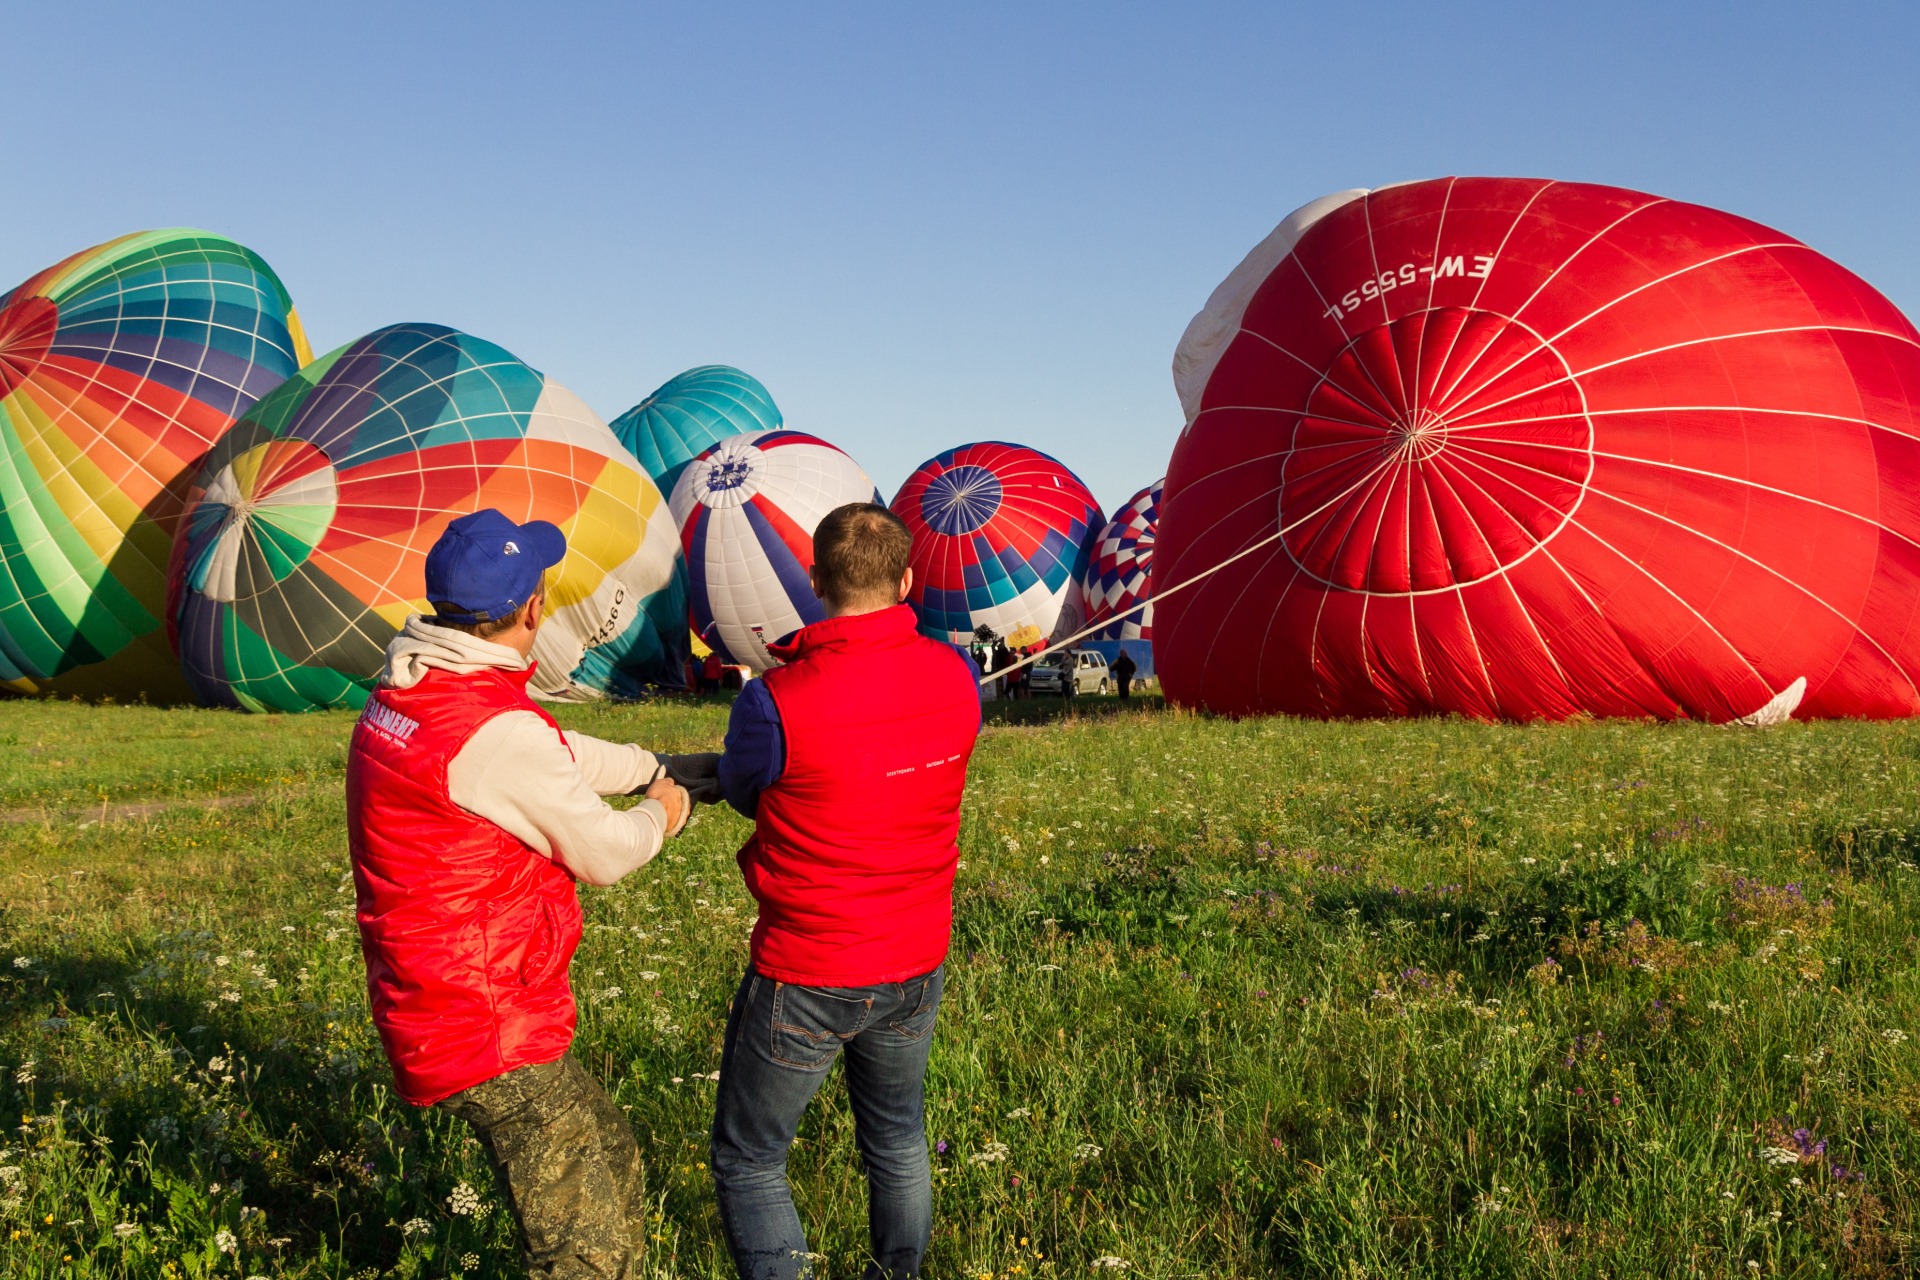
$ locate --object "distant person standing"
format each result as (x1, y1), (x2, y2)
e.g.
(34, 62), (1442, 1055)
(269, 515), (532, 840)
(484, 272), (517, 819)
(698, 503), (982, 1280)
(1111, 648), (1138, 699)
(702, 650), (725, 696)
(991, 638), (1013, 699)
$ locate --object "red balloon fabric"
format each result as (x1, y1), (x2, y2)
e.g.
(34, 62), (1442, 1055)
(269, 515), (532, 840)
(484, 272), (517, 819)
(1156, 177), (1920, 722)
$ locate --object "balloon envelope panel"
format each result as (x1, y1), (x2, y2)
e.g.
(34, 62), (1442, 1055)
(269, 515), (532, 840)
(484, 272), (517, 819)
(891, 441), (1103, 645)
(611, 365), (782, 498)
(670, 429), (882, 671)
(1157, 177), (1920, 722)
(0, 229), (310, 700)
(1081, 479), (1161, 641)
(169, 323), (688, 711)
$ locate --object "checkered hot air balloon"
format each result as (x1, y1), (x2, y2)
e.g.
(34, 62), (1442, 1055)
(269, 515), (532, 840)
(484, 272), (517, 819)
(891, 442), (1103, 645)
(0, 229), (310, 700)
(168, 323), (688, 711)
(1079, 479), (1161, 641)
(610, 365), (782, 498)
(671, 429), (883, 671)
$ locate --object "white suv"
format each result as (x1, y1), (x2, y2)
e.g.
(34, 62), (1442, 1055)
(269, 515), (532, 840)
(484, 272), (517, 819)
(1028, 649), (1110, 696)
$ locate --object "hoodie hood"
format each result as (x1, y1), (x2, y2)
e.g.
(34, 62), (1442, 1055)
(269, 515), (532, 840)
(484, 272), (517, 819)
(380, 615), (529, 690)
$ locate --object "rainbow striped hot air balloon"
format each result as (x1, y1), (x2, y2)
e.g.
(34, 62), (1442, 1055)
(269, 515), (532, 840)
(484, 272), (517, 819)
(670, 429), (883, 671)
(1079, 479), (1161, 641)
(611, 365), (782, 498)
(0, 229), (310, 700)
(891, 442), (1103, 645)
(168, 323), (687, 711)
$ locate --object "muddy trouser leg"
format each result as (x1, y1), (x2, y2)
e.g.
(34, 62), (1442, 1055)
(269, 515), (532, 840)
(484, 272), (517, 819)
(437, 1053), (643, 1280)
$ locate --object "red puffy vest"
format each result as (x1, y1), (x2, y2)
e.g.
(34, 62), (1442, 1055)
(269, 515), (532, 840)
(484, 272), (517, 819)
(345, 665), (582, 1106)
(744, 605), (981, 986)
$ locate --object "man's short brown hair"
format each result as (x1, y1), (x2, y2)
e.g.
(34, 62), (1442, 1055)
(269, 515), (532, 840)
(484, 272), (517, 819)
(812, 504), (914, 607)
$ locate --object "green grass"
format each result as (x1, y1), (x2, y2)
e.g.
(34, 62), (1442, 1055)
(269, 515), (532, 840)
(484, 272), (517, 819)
(1, 694), (1916, 1278)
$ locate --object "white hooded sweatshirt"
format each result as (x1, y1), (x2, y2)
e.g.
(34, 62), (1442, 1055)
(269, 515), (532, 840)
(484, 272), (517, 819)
(378, 616), (680, 886)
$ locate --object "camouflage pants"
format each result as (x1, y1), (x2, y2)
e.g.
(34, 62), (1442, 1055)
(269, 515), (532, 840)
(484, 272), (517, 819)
(436, 1053), (646, 1280)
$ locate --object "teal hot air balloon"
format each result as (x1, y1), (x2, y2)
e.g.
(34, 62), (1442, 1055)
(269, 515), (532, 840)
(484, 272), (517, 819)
(609, 365), (781, 496)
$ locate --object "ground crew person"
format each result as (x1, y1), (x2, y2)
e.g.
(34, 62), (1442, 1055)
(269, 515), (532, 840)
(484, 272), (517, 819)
(1111, 647), (1138, 698)
(693, 502), (982, 1279)
(345, 508), (699, 1279)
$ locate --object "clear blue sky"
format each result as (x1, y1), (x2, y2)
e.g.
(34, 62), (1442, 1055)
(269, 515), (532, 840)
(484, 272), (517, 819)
(9, 1), (1917, 512)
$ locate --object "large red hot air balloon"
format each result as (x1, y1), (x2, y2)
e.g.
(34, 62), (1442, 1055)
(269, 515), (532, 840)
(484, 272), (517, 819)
(1157, 177), (1920, 723)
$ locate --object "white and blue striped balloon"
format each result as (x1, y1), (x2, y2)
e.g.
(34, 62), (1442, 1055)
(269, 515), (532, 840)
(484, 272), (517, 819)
(669, 429), (883, 671)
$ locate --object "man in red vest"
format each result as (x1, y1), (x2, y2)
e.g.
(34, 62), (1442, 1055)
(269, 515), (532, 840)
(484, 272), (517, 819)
(346, 508), (693, 1279)
(702, 502), (982, 1280)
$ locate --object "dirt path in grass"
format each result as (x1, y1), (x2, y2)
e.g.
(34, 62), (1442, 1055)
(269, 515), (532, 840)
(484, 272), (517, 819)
(2, 792), (269, 826)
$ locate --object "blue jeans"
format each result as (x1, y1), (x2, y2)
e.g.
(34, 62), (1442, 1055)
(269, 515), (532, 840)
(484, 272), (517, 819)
(710, 965), (943, 1280)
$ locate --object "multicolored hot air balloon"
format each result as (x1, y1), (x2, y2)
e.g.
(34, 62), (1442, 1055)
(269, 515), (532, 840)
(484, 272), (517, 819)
(1158, 177), (1920, 723)
(1079, 479), (1161, 641)
(0, 229), (310, 700)
(671, 429), (883, 670)
(611, 365), (782, 497)
(891, 442), (1103, 645)
(169, 323), (687, 711)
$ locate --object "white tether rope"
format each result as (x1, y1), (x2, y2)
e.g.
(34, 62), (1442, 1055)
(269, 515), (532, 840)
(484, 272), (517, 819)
(976, 519), (1297, 686)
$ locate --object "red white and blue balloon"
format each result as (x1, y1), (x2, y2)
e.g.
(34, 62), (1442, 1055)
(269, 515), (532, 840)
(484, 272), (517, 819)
(669, 429), (882, 670)
(1080, 479), (1161, 641)
(891, 441), (1104, 644)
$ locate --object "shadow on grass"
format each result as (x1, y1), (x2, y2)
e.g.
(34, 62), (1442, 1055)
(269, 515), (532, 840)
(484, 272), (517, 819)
(2, 946), (498, 1274)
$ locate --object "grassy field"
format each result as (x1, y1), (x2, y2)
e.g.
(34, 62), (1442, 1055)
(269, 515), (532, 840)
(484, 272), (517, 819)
(0, 694), (1916, 1278)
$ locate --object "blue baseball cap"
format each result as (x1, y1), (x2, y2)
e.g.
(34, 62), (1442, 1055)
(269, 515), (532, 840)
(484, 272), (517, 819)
(425, 509), (566, 625)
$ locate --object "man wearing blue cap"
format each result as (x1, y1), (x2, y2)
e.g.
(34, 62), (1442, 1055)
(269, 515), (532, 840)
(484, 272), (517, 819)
(346, 508), (697, 1279)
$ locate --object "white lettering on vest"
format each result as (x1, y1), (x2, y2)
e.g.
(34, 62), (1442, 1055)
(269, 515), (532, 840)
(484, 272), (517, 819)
(359, 700), (421, 748)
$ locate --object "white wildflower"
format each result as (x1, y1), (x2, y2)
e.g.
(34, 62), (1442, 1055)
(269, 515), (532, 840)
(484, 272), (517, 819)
(1091, 1259), (1130, 1271)
(448, 1181), (483, 1216)
(0, 1166), (20, 1183)
(1005, 1107), (1031, 1119)
(402, 1216), (431, 1236)
(207, 1056), (228, 1073)
(638, 971), (660, 982)
(1036, 963), (1062, 972)
(220, 989), (242, 1004)
(462, 1255), (480, 1269)
(598, 987), (624, 1001)
(11, 957), (32, 969)
(214, 956), (231, 968)
(1474, 1192), (1503, 1214)
(1074, 1142), (1102, 1160)
(969, 1141), (1011, 1164)
(280, 925), (296, 934)
(1882, 1028), (1909, 1044)
(113, 1222), (139, 1239)
(1759, 1147), (1800, 1167)
(239, 949), (256, 959)
(215, 1227), (238, 1254)
(12, 1061), (34, 1086)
